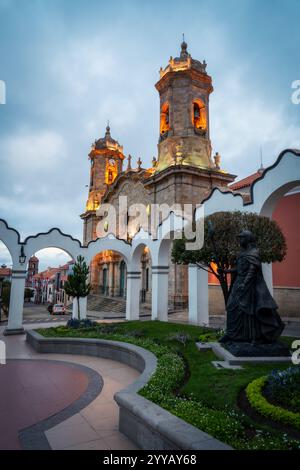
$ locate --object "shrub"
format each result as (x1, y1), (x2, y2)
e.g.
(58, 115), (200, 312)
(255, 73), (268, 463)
(167, 332), (191, 347)
(246, 376), (300, 430)
(66, 318), (94, 329)
(122, 329), (146, 339)
(264, 366), (300, 411)
(198, 329), (225, 343)
(96, 324), (120, 335)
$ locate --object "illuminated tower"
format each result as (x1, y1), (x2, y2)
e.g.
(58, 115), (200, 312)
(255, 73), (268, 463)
(155, 39), (214, 172)
(26, 255), (39, 287)
(81, 124), (125, 244)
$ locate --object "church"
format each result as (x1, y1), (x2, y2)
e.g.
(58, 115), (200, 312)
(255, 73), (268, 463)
(80, 40), (299, 317)
(80, 40), (236, 311)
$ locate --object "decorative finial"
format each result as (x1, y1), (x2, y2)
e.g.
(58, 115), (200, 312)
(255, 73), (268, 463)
(105, 120), (111, 137)
(214, 152), (221, 170)
(180, 33), (188, 59)
(126, 154), (132, 171)
(137, 157), (142, 170)
(258, 146), (264, 173)
(152, 156), (157, 168)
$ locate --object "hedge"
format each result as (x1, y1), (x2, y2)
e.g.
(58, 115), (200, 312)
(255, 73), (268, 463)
(246, 376), (300, 430)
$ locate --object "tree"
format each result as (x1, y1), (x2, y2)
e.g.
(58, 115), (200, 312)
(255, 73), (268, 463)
(172, 211), (286, 305)
(64, 255), (91, 320)
(0, 280), (11, 317)
(24, 288), (34, 302)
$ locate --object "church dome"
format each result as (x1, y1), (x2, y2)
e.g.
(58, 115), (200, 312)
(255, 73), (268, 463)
(94, 123), (119, 150)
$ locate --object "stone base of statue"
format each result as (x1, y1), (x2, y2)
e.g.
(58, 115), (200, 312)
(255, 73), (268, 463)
(221, 340), (290, 358)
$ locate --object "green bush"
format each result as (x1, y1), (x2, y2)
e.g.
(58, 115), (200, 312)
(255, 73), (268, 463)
(246, 376), (300, 430)
(198, 329), (225, 343)
(264, 366), (300, 412)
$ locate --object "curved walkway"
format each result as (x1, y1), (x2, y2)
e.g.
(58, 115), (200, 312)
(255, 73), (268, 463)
(0, 323), (139, 450)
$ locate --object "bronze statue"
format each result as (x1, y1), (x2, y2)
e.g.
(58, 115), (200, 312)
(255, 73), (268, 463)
(220, 230), (284, 344)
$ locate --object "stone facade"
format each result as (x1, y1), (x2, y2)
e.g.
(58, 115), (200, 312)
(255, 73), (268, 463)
(80, 41), (236, 309)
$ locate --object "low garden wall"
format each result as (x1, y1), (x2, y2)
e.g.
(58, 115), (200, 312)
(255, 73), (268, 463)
(27, 330), (231, 450)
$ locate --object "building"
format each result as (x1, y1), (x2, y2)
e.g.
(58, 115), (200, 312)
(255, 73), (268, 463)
(26, 256), (39, 287)
(81, 40), (236, 309)
(0, 265), (12, 282)
(31, 261), (74, 305)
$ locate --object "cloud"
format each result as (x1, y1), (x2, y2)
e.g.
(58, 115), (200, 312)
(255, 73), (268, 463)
(210, 65), (300, 176)
(0, 240), (12, 265)
(34, 247), (72, 272)
(0, 128), (67, 172)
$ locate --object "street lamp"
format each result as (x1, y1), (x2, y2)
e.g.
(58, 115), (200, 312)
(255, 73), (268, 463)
(19, 246), (26, 265)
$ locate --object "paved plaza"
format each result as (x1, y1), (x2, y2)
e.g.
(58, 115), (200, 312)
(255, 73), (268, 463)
(0, 322), (139, 450)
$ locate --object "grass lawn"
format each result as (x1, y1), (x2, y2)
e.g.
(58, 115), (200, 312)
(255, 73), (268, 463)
(37, 320), (300, 450)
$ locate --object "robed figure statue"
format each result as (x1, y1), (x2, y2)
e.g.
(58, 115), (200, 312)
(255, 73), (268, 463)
(220, 230), (284, 344)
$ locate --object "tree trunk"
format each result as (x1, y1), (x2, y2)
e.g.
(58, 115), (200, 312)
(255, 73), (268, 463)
(219, 276), (229, 306)
(77, 296), (81, 321)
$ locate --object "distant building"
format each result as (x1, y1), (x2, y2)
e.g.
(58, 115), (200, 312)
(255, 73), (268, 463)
(0, 265), (12, 282)
(26, 256), (39, 287)
(31, 261), (74, 305)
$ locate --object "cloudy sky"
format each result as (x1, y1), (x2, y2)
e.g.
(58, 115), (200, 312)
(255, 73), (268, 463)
(0, 0), (299, 269)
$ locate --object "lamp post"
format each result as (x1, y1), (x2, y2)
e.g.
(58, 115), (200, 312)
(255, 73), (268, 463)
(19, 246), (26, 265)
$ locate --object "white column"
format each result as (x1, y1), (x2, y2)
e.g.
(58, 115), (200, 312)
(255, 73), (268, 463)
(4, 270), (26, 335)
(125, 271), (141, 320)
(109, 262), (114, 297)
(262, 262), (273, 295)
(72, 296), (87, 320)
(151, 266), (169, 322)
(188, 264), (209, 326)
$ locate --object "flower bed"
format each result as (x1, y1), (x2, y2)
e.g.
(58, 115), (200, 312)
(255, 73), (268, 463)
(246, 375), (300, 430)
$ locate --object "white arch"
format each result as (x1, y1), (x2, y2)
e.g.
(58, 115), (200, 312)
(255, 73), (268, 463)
(200, 149), (300, 220)
(129, 229), (153, 271)
(85, 235), (131, 265)
(151, 211), (188, 266)
(0, 219), (21, 266)
(24, 228), (83, 262)
(250, 151), (300, 216)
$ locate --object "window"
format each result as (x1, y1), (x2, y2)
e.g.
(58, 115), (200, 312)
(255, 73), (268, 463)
(193, 99), (206, 131)
(160, 102), (170, 135)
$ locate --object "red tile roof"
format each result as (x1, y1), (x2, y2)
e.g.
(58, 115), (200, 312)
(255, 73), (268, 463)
(0, 267), (11, 277)
(230, 171), (262, 191)
(33, 267), (59, 280)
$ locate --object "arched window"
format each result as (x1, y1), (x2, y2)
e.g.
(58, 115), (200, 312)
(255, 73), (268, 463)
(105, 159), (118, 185)
(193, 99), (207, 131)
(160, 102), (170, 135)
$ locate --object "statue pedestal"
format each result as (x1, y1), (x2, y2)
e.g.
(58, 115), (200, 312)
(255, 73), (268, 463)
(223, 341), (290, 358)
(196, 341), (291, 366)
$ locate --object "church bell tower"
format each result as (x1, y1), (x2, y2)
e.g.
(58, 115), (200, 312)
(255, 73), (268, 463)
(155, 39), (214, 172)
(81, 124), (125, 244)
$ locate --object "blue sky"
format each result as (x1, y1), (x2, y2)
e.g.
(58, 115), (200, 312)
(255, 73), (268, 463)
(0, 0), (300, 269)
